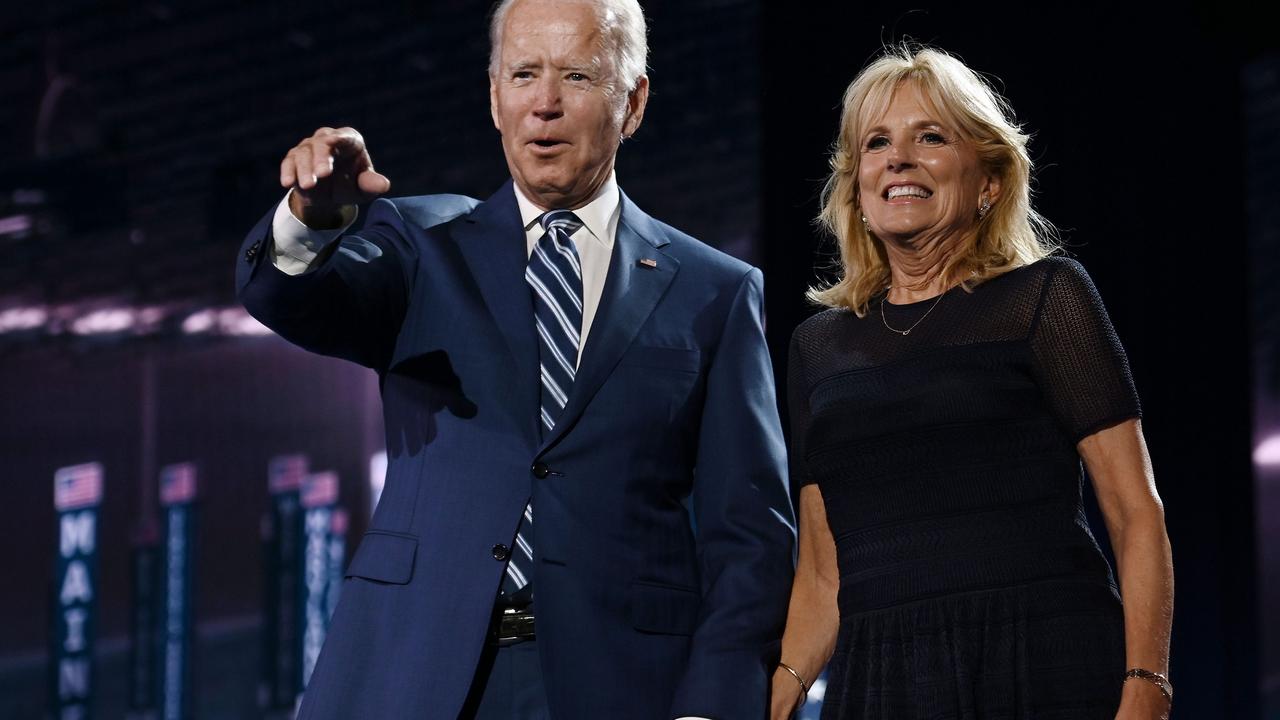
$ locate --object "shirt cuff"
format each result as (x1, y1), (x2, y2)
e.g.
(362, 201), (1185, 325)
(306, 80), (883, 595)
(269, 189), (358, 276)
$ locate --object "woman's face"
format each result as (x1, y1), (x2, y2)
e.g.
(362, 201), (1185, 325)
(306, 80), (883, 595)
(856, 82), (995, 246)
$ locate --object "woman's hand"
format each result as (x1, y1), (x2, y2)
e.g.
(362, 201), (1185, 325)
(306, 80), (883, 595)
(1114, 674), (1171, 719)
(769, 668), (806, 720)
(770, 485), (840, 720)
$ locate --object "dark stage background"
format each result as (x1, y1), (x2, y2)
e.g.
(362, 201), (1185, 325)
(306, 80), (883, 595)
(0, 0), (1275, 717)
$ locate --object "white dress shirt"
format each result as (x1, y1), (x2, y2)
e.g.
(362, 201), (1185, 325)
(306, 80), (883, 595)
(511, 174), (618, 366)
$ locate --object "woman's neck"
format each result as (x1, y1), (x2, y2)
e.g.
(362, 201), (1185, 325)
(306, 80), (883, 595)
(882, 232), (966, 303)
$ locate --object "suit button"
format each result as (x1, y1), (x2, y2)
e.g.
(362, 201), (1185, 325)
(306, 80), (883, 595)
(531, 462), (550, 479)
(244, 240), (261, 261)
(491, 544), (510, 561)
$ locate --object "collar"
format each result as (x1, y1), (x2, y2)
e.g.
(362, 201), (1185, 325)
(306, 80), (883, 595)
(513, 172), (619, 250)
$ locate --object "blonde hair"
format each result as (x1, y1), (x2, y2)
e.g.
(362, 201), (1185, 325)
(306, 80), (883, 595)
(812, 44), (1058, 315)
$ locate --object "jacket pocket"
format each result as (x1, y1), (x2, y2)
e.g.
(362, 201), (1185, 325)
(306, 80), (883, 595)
(618, 345), (700, 373)
(628, 580), (701, 635)
(345, 530), (418, 585)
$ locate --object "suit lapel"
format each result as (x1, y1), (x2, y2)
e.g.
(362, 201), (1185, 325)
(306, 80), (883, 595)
(450, 181), (540, 442)
(541, 192), (679, 451)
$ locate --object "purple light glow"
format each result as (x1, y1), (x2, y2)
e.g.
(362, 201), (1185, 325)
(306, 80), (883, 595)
(69, 308), (136, 335)
(1256, 435), (1280, 467)
(0, 306), (48, 332)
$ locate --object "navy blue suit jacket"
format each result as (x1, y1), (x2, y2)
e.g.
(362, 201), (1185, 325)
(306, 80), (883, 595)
(237, 182), (795, 719)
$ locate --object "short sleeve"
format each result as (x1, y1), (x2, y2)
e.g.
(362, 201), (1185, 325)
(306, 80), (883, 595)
(1029, 258), (1141, 442)
(786, 326), (817, 487)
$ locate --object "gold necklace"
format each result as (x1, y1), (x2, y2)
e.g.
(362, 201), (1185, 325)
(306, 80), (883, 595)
(879, 288), (946, 336)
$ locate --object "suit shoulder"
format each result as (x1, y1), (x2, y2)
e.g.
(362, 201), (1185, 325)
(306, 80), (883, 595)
(382, 194), (481, 231)
(647, 216), (756, 282)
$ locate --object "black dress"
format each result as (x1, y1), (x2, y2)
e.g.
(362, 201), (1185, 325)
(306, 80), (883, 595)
(788, 257), (1140, 719)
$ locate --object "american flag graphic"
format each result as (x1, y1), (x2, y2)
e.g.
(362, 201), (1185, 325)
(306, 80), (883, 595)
(159, 462), (198, 506)
(301, 472), (339, 509)
(54, 462), (103, 511)
(268, 454), (308, 495)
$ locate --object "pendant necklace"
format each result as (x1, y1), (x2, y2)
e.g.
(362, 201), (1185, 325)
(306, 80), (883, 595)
(879, 288), (946, 336)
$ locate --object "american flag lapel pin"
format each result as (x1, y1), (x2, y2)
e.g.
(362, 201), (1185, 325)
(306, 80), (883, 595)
(638, 258), (658, 269)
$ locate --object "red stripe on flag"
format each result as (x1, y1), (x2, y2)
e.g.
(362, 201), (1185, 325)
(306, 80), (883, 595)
(301, 472), (339, 509)
(269, 454), (308, 494)
(54, 462), (103, 511)
(160, 462), (198, 506)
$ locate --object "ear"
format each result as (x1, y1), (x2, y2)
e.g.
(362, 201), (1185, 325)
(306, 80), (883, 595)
(489, 77), (502, 132)
(620, 75), (650, 139)
(982, 172), (1002, 205)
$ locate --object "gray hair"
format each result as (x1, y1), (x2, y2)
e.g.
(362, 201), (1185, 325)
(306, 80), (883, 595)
(488, 0), (649, 92)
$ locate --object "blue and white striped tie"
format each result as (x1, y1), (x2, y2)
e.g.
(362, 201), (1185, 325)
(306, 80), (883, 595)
(503, 210), (583, 601)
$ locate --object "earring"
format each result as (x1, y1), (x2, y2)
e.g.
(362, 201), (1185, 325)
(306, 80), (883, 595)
(860, 215), (870, 233)
(978, 197), (991, 219)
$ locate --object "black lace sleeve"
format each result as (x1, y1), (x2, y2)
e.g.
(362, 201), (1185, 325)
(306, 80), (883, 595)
(1029, 258), (1142, 442)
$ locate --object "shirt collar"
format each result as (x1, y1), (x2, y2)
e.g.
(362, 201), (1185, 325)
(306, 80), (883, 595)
(513, 172), (619, 249)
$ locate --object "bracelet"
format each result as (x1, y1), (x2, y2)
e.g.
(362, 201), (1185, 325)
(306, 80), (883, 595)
(1124, 668), (1172, 703)
(777, 661), (810, 707)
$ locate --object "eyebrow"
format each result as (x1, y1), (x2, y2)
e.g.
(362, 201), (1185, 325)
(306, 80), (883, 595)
(506, 59), (603, 75)
(862, 119), (949, 138)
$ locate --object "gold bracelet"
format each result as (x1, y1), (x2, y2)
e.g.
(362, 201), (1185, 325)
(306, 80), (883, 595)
(777, 661), (809, 707)
(1124, 668), (1172, 703)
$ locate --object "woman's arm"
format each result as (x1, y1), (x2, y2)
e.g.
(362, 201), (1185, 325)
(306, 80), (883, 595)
(1078, 418), (1173, 720)
(770, 484), (841, 719)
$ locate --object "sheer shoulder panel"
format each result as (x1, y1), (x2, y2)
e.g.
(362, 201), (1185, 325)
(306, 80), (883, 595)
(1029, 257), (1141, 442)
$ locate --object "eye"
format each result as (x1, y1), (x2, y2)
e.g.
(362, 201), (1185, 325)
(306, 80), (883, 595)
(512, 70), (534, 81)
(920, 131), (947, 145)
(864, 135), (889, 151)
(566, 72), (589, 82)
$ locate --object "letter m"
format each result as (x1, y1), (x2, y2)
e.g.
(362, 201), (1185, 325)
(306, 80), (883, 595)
(60, 512), (95, 558)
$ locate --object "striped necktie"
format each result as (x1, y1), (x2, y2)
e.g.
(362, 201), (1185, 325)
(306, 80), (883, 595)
(503, 209), (583, 602)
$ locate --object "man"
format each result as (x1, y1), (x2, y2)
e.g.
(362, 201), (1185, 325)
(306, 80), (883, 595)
(236, 0), (794, 717)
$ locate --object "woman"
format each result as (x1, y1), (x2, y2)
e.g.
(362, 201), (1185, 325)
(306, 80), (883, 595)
(771, 46), (1174, 720)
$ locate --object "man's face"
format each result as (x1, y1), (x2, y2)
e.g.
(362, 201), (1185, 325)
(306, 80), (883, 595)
(490, 0), (648, 210)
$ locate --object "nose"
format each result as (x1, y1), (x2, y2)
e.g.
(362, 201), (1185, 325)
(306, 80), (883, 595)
(886, 141), (916, 171)
(532, 76), (562, 121)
